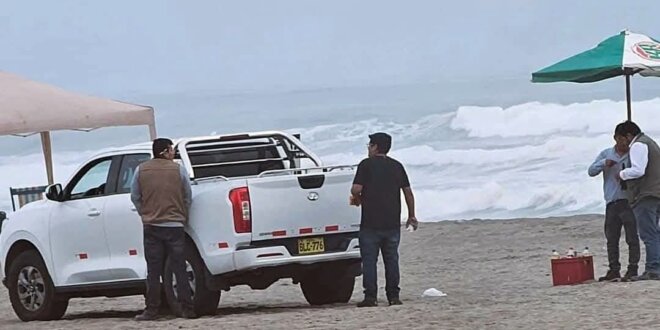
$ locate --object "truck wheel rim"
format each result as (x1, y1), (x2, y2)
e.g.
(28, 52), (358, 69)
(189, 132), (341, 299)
(172, 261), (196, 299)
(17, 266), (46, 312)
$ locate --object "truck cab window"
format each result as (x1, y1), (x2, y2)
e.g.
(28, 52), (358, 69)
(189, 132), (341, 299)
(69, 159), (112, 199)
(117, 154), (151, 194)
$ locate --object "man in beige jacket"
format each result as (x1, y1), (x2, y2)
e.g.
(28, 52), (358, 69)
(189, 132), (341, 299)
(130, 138), (195, 320)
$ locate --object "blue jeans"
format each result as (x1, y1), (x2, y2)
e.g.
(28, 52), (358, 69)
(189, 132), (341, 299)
(359, 227), (400, 300)
(632, 197), (660, 274)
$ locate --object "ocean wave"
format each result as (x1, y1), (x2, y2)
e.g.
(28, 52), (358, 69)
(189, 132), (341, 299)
(451, 98), (660, 138)
(2, 98), (654, 220)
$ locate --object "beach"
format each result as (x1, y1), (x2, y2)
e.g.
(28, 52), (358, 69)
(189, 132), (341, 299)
(0, 214), (657, 330)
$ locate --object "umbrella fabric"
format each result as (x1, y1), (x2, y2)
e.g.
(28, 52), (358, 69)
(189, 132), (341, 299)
(532, 30), (660, 83)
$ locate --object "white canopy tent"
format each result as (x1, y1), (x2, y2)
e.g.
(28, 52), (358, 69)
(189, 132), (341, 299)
(0, 71), (157, 185)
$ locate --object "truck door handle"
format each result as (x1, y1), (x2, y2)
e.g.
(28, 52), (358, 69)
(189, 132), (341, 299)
(130, 207), (137, 212)
(298, 175), (325, 189)
(87, 209), (101, 217)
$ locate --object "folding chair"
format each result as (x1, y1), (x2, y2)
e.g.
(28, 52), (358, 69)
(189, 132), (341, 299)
(9, 185), (48, 211)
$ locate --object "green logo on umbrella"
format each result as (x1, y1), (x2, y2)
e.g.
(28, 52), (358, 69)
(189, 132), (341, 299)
(633, 42), (660, 61)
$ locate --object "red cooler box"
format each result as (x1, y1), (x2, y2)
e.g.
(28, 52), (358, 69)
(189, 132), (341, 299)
(551, 256), (594, 286)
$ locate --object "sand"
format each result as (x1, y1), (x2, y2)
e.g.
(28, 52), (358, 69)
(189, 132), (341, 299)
(1, 214), (658, 330)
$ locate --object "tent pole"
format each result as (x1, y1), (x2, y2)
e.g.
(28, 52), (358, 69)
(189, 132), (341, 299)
(626, 74), (632, 121)
(40, 132), (54, 185)
(148, 124), (157, 140)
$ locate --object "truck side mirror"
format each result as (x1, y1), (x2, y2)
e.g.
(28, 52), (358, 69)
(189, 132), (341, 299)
(45, 184), (63, 202)
(0, 211), (6, 232)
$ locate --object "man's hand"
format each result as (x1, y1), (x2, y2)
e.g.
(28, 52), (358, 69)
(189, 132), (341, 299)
(605, 159), (616, 167)
(350, 184), (363, 207)
(349, 195), (361, 206)
(406, 216), (418, 230)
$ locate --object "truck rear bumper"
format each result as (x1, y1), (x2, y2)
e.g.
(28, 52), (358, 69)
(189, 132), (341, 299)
(207, 253), (362, 291)
(233, 237), (360, 271)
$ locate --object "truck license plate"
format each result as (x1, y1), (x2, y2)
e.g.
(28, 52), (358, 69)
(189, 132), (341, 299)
(298, 237), (325, 254)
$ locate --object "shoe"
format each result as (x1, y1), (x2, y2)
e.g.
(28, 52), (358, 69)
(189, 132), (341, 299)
(630, 271), (660, 281)
(181, 308), (199, 319)
(135, 309), (160, 321)
(388, 298), (403, 306)
(357, 298), (378, 308)
(621, 269), (639, 282)
(598, 270), (621, 282)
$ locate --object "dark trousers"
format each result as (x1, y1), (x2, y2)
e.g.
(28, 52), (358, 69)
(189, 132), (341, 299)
(605, 200), (640, 272)
(143, 225), (193, 311)
(359, 227), (401, 300)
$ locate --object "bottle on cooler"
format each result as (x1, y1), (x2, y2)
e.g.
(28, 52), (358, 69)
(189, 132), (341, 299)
(551, 249), (560, 259)
(567, 247), (576, 258)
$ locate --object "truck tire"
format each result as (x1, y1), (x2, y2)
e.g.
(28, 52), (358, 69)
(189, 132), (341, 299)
(300, 269), (356, 305)
(7, 250), (69, 321)
(163, 242), (220, 316)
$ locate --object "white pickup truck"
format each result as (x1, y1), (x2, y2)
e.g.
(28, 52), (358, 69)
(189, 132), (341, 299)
(0, 131), (361, 321)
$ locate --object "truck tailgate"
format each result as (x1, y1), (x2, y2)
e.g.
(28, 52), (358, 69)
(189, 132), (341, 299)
(247, 171), (360, 242)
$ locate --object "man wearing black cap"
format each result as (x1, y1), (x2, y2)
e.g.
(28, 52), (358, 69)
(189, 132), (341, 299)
(350, 132), (417, 307)
(130, 138), (196, 320)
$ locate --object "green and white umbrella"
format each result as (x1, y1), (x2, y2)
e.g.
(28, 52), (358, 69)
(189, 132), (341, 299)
(532, 30), (660, 120)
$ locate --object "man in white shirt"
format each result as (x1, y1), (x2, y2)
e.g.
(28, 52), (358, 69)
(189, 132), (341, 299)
(617, 121), (660, 281)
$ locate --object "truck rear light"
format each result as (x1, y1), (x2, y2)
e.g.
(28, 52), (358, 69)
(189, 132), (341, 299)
(272, 230), (287, 237)
(230, 187), (252, 233)
(325, 225), (339, 232)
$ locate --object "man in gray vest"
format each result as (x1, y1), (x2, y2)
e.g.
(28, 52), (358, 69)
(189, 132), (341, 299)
(618, 121), (660, 281)
(131, 138), (196, 320)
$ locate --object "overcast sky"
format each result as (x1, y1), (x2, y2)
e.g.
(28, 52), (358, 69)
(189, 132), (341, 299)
(1, 0), (659, 97)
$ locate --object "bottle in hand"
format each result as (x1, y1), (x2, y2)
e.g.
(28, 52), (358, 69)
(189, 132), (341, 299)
(621, 163), (628, 190)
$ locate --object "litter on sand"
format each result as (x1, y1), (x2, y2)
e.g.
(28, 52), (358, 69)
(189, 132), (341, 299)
(422, 288), (447, 297)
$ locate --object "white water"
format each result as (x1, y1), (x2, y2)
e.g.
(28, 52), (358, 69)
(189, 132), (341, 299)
(2, 94), (659, 221)
(291, 98), (660, 220)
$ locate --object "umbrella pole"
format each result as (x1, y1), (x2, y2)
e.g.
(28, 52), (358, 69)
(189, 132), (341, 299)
(40, 131), (54, 185)
(626, 74), (632, 121)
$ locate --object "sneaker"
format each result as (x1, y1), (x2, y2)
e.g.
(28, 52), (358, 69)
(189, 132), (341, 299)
(135, 309), (160, 321)
(630, 271), (660, 281)
(621, 269), (639, 282)
(598, 270), (621, 282)
(357, 298), (378, 308)
(388, 298), (403, 306)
